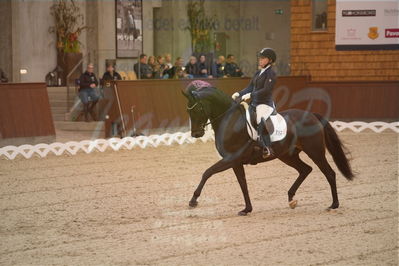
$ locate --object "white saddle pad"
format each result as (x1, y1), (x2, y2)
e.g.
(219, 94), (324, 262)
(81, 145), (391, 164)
(241, 102), (287, 142)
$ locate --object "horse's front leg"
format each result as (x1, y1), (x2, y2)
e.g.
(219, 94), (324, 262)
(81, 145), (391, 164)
(189, 159), (233, 208)
(233, 164), (252, 216)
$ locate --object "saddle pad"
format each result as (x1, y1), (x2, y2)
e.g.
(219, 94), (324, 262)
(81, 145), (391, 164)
(241, 102), (287, 142)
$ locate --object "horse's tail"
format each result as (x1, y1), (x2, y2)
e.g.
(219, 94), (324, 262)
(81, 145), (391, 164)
(313, 113), (354, 181)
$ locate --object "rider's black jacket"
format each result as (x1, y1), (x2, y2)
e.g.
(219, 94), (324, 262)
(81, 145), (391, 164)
(239, 65), (276, 106)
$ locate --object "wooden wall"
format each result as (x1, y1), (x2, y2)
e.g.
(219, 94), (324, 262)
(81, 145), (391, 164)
(291, 0), (399, 81)
(104, 77), (398, 137)
(0, 83), (55, 143)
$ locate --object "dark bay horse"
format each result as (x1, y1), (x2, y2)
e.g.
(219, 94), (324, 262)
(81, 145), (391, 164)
(182, 83), (354, 216)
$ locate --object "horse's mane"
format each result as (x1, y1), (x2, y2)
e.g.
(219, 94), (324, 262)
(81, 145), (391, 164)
(185, 80), (232, 107)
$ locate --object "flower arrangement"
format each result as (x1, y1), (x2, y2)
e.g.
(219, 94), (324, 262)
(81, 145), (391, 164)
(186, 0), (217, 53)
(49, 0), (88, 53)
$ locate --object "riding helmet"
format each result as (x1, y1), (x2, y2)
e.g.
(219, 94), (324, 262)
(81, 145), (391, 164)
(259, 48), (277, 63)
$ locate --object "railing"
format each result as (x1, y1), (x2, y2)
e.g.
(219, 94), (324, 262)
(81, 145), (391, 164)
(65, 52), (91, 114)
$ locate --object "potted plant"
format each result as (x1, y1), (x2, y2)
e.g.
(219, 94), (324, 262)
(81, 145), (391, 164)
(186, 0), (217, 53)
(49, 0), (88, 86)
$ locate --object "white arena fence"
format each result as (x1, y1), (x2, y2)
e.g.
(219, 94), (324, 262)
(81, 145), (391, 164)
(0, 121), (398, 160)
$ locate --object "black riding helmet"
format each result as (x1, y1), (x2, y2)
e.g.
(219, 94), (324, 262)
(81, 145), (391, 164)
(258, 48), (277, 63)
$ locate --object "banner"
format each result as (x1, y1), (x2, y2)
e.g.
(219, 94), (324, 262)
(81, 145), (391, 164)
(335, 0), (399, 50)
(116, 0), (143, 58)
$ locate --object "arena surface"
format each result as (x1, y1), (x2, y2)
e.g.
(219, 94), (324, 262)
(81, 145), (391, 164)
(0, 131), (397, 265)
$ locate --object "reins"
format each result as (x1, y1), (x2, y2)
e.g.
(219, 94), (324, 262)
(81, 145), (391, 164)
(187, 99), (245, 133)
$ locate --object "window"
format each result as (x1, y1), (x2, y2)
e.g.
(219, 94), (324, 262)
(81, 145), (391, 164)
(312, 0), (328, 31)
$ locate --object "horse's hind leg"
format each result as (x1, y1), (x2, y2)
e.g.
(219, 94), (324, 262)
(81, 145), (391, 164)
(279, 151), (313, 209)
(312, 155), (339, 209)
(304, 147), (339, 209)
(233, 164), (252, 216)
(189, 159), (233, 208)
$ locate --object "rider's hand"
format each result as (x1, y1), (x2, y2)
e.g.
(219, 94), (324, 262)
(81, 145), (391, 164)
(232, 92), (240, 100)
(242, 93), (251, 101)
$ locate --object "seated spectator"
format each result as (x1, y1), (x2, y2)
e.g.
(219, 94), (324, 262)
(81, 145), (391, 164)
(79, 63), (100, 122)
(166, 57), (184, 79)
(225, 54), (244, 77)
(173, 67), (190, 79)
(102, 63), (122, 82)
(198, 54), (217, 78)
(148, 56), (156, 69)
(164, 53), (173, 70)
(0, 68), (8, 83)
(185, 56), (199, 78)
(215, 55), (226, 78)
(147, 55), (158, 78)
(134, 54), (153, 79)
(152, 56), (168, 79)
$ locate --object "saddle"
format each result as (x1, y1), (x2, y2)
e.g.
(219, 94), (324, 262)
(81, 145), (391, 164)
(248, 104), (276, 134)
(241, 102), (287, 143)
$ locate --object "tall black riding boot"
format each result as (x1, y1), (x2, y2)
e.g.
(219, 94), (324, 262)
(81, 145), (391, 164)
(257, 118), (274, 158)
(83, 103), (90, 122)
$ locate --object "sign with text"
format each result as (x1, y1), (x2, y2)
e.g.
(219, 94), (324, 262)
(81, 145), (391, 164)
(335, 0), (399, 50)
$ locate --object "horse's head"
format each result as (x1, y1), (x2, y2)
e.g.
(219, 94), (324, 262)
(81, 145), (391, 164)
(182, 80), (213, 138)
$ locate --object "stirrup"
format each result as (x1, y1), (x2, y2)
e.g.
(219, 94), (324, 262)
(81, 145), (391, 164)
(262, 146), (272, 159)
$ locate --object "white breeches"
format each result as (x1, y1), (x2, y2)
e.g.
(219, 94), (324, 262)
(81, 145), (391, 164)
(256, 104), (274, 125)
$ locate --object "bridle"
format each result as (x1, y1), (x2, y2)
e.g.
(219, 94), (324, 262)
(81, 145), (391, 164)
(187, 99), (235, 133)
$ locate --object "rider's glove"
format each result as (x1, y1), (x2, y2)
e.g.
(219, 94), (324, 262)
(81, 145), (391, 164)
(242, 93), (251, 101)
(232, 92), (240, 100)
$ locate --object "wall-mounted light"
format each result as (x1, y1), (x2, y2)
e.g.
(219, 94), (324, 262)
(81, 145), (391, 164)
(20, 69), (28, 74)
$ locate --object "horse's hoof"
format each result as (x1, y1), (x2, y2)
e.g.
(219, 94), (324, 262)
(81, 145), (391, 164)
(189, 200), (198, 208)
(238, 211), (248, 216)
(326, 206), (338, 212)
(289, 200), (298, 209)
(237, 208), (252, 216)
(327, 202), (339, 210)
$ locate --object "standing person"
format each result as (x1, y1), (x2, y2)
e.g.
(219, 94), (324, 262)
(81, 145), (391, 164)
(79, 63), (100, 122)
(231, 48), (277, 157)
(215, 55), (226, 78)
(0, 68), (8, 83)
(101, 63), (122, 121)
(102, 63), (122, 82)
(225, 54), (244, 77)
(134, 54), (153, 79)
(185, 56), (199, 78)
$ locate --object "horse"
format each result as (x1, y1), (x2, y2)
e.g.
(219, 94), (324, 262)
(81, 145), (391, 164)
(182, 81), (354, 216)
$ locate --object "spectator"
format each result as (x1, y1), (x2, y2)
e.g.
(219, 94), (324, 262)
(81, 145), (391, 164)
(102, 63), (122, 82)
(79, 63), (100, 122)
(134, 54), (153, 79)
(164, 53), (173, 70)
(173, 67), (190, 79)
(185, 56), (199, 78)
(0, 68), (8, 83)
(197, 54), (216, 78)
(225, 54), (244, 77)
(147, 55), (157, 77)
(167, 57), (184, 79)
(215, 55), (226, 78)
(148, 56), (156, 68)
(153, 56), (168, 79)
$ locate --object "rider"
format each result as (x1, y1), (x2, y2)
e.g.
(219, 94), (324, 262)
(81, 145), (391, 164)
(231, 47), (277, 158)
